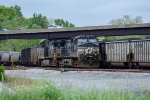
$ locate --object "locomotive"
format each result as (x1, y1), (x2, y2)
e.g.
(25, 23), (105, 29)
(21, 35), (100, 68)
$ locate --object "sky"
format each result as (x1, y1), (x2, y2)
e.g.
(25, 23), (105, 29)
(0, 0), (150, 27)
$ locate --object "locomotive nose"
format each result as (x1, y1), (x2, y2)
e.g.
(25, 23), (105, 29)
(83, 47), (99, 65)
(84, 48), (98, 58)
(85, 48), (93, 54)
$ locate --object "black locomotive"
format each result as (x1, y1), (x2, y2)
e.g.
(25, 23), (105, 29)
(21, 35), (100, 68)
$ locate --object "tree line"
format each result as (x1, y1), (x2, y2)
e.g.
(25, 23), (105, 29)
(0, 5), (75, 30)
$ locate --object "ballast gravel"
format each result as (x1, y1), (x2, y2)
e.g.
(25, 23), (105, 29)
(5, 69), (150, 93)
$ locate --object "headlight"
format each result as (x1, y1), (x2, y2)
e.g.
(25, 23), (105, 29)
(92, 48), (99, 53)
(92, 48), (96, 52)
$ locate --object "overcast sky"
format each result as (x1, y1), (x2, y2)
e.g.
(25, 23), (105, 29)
(0, 0), (150, 26)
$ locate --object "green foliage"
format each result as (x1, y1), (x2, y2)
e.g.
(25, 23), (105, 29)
(31, 24), (42, 29)
(0, 5), (25, 30)
(104, 35), (145, 41)
(27, 13), (49, 29)
(1, 82), (64, 100)
(0, 5), (17, 29)
(10, 5), (23, 17)
(0, 5), (75, 30)
(0, 64), (7, 81)
(54, 19), (75, 27)
(0, 5), (49, 30)
(0, 39), (41, 51)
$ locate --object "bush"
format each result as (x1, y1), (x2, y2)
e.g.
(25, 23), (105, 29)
(0, 64), (7, 81)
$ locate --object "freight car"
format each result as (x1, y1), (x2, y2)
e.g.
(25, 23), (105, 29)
(0, 51), (10, 64)
(21, 35), (100, 68)
(99, 38), (150, 68)
(21, 47), (42, 66)
(0, 51), (21, 65)
(130, 38), (150, 68)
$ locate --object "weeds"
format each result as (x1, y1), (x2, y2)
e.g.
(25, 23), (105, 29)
(0, 84), (63, 100)
(0, 64), (7, 81)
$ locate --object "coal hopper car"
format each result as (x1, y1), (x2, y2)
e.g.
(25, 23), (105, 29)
(99, 38), (150, 68)
(0, 51), (21, 65)
(130, 38), (150, 68)
(99, 40), (130, 68)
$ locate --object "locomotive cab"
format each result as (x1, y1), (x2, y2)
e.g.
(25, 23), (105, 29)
(73, 35), (100, 68)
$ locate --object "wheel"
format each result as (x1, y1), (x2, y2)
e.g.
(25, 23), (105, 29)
(135, 63), (140, 69)
(128, 61), (134, 69)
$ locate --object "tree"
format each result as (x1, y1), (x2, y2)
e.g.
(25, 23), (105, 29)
(31, 24), (41, 29)
(10, 5), (23, 17)
(0, 5), (16, 29)
(110, 15), (143, 25)
(104, 15), (144, 41)
(26, 13), (49, 29)
(54, 19), (75, 27)
(49, 18), (55, 27)
(0, 5), (25, 30)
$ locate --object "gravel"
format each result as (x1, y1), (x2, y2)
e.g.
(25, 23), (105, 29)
(5, 69), (150, 93)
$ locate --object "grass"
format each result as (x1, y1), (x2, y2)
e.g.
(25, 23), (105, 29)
(0, 64), (7, 81)
(1, 82), (63, 100)
(1, 77), (150, 100)
(2, 77), (63, 100)
(5, 77), (44, 91)
(64, 90), (150, 100)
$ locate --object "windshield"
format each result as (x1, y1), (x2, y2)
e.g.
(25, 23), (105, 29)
(78, 39), (88, 43)
(89, 39), (97, 43)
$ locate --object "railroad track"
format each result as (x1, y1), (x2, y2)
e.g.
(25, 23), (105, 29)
(45, 67), (150, 73)
(4, 66), (150, 73)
